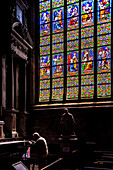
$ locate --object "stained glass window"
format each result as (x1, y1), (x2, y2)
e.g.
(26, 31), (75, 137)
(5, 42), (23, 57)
(81, 0), (94, 99)
(97, 0), (112, 98)
(39, 0), (51, 102)
(38, 0), (112, 103)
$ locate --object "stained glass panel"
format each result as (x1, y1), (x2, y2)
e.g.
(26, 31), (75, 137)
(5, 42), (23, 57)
(40, 80), (50, 89)
(67, 77), (79, 86)
(67, 0), (79, 4)
(52, 0), (64, 8)
(67, 3), (79, 18)
(81, 37), (94, 49)
(67, 64), (79, 76)
(52, 88), (63, 101)
(97, 23), (111, 35)
(40, 67), (50, 79)
(81, 26), (94, 38)
(40, 36), (50, 46)
(52, 33), (63, 43)
(97, 59), (111, 73)
(81, 0), (94, 14)
(81, 86), (94, 99)
(97, 34), (111, 46)
(52, 7), (64, 21)
(40, 11), (50, 25)
(52, 78), (63, 88)
(67, 40), (79, 51)
(52, 53), (64, 66)
(40, 45), (50, 55)
(67, 30), (79, 41)
(97, 0), (111, 11)
(97, 84), (111, 98)
(67, 51), (79, 64)
(39, 89), (50, 102)
(39, 0), (50, 12)
(97, 46), (111, 60)
(97, 73), (111, 84)
(97, 8), (111, 24)
(66, 87), (79, 100)
(52, 66), (64, 78)
(81, 75), (94, 85)
(40, 55), (50, 68)
(52, 20), (64, 33)
(67, 17), (79, 30)
(40, 23), (50, 36)
(52, 43), (64, 53)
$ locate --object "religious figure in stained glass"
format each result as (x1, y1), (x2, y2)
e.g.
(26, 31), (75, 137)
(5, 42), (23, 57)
(81, 49), (93, 74)
(98, 47), (111, 72)
(52, 54), (63, 66)
(67, 3), (79, 18)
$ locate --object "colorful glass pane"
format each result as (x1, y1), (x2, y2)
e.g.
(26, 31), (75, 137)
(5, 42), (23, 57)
(40, 36), (50, 46)
(67, 76), (79, 86)
(67, 64), (79, 76)
(67, 51), (79, 64)
(97, 0), (111, 11)
(81, 61), (94, 75)
(52, 66), (64, 78)
(40, 11), (50, 25)
(97, 59), (111, 73)
(40, 67), (50, 79)
(81, 0), (94, 14)
(97, 34), (111, 46)
(81, 37), (94, 49)
(97, 46), (111, 60)
(97, 8), (111, 24)
(81, 13), (94, 27)
(40, 23), (50, 36)
(52, 0), (64, 8)
(67, 3), (79, 18)
(67, 17), (79, 30)
(52, 7), (64, 21)
(67, 30), (79, 41)
(81, 75), (94, 85)
(40, 45), (50, 55)
(81, 86), (94, 98)
(97, 23), (111, 35)
(40, 80), (50, 89)
(52, 78), (63, 88)
(52, 88), (63, 101)
(52, 33), (63, 43)
(67, 40), (79, 51)
(81, 26), (94, 38)
(39, 0), (50, 12)
(97, 84), (111, 98)
(40, 55), (50, 68)
(97, 73), (111, 84)
(39, 89), (50, 102)
(52, 53), (64, 66)
(81, 49), (94, 62)
(66, 86), (79, 100)
(67, 0), (79, 4)
(52, 20), (64, 33)
(52, 43), (64, 53)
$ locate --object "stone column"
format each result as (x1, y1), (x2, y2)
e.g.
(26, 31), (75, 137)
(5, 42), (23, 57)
(2, 55), (6, 109)
(11, 54), (14, 110)
(0, 121), (5, 138)
(16, 64), (19, 110)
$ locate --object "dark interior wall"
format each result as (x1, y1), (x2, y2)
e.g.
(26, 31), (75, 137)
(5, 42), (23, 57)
(27, 107), (113, 147)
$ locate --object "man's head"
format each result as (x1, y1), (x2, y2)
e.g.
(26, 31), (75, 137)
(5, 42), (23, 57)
(64, 108), (69, 114)
(32, 132), (40, 141)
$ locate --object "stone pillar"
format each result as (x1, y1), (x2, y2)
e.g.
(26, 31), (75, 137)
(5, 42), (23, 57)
(2, 55), (6, 109)
(0, 121), (5, 138)
(18, 61), (28, 137)
(3, 52), (18, 138)
(16, 64), (19, 110)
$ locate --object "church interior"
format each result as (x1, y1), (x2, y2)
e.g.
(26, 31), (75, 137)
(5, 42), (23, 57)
(0, 0), (113, 169)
